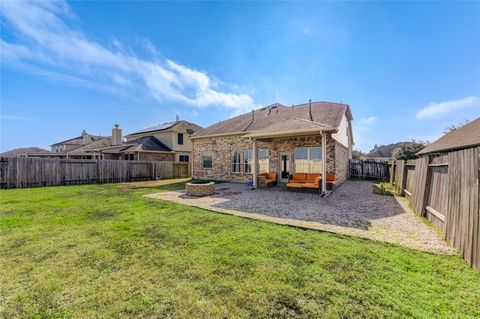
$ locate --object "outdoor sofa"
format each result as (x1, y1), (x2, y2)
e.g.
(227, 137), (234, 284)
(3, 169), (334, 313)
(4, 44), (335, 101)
(286, 173), (336, 191)
(258, 172), (278, 187)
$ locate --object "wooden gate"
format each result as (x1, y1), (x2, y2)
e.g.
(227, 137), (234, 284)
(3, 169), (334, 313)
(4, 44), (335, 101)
(349, 159), (390, 180)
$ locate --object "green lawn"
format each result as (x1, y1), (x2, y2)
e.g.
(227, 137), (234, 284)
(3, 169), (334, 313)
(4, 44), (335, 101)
(1, 181), (479, 318)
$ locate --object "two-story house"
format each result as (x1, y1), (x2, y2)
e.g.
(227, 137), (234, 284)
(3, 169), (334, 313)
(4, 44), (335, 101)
(94, 121), (202, 162)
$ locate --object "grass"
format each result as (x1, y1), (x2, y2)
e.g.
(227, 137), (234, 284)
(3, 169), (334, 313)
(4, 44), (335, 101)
(372, 182), (396, 196)
(1, 181), (479, 318)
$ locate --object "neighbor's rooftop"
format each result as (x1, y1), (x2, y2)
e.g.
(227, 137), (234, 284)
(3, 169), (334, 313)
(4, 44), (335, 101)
(417, 117), (480, 155)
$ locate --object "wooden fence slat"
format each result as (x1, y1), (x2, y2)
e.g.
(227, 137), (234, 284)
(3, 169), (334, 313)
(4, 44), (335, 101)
(0, 157), (190, 189)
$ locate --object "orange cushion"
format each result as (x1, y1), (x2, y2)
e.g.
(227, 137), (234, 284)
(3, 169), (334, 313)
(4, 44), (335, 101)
(302, 183), (319, 189)
(266, 173), (277, 181)
(265, 179), (275, 184)
(287, 182), (303, 188)
(326, 174), (336, 182)
(306, 173), (320, 181)
(291, 173), (307, 181)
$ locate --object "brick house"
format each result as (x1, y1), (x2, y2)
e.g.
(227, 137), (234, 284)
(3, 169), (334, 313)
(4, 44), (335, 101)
(94, 121), (202, 161)
(191, 101), (354, 193)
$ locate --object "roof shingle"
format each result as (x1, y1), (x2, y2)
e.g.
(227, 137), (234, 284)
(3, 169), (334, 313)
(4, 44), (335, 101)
(193, 101), (352, 138)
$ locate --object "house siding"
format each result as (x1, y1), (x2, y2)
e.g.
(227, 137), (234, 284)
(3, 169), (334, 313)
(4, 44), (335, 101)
(334, 142), (350, 185)
(193, 134), (339, 183)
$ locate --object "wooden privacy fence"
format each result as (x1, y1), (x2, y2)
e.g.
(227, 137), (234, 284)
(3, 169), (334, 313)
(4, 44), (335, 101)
(389, 147), (480, 271)
(0, 157), (190, 189)
(349, 159), (389, 180)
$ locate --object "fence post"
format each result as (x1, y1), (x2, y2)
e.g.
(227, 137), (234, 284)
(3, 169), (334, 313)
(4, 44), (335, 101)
(389, 161), (395, 184)
(400, 160), (407, 196)
(360, 160), (365, 179)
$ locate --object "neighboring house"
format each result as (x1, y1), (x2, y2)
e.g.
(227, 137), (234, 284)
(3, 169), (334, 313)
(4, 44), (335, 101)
(23, 130), (108, 159)
(50, 130), (105, 153)
(364, 142), (408, 161)
(0, 147), (51, 157)
(95, 121), (202, 161)
(191, 101), (354, 192)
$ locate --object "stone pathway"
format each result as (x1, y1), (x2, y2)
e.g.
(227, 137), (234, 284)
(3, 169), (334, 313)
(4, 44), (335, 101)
(145, 181), (454, 254)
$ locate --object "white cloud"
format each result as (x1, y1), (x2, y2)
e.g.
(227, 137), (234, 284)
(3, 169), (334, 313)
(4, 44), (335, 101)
(416, 96), (478, 119)
(0, 0), (255, 112)
(358, 116), (377, 126)
(0, 114), (34, 121)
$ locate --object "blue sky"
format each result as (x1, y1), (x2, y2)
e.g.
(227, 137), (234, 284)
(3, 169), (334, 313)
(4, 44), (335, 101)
(1, 1), (479, 152)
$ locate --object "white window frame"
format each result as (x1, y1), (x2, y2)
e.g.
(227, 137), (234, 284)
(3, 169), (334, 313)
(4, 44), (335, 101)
(244, 149), (252, 174)
(231, 150), (241, 173)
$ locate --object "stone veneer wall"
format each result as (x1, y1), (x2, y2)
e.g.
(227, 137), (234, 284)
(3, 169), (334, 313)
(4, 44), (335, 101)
(334, 142), (350, 185)
(193, 134), (339, 183)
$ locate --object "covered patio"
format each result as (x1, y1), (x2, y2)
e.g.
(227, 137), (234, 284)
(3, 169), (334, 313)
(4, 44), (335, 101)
(244, 118), (338, 194)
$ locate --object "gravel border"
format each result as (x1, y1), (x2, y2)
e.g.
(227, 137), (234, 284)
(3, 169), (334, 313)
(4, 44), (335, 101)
(146, 181), (454, 254)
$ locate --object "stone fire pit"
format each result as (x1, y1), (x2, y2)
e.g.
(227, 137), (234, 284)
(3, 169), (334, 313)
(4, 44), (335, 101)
(186, 182), (215, 196)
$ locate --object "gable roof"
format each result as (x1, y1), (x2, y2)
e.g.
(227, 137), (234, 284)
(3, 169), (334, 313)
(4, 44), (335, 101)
(67, 137), (112, 155)
(417, 117), (480, 155)
(94, 136), (172, 154)
(51, 133), (105, 146)
(122, 136), (172, 152)
(192, 101), (352, 138)
(126, 120), (203, 137)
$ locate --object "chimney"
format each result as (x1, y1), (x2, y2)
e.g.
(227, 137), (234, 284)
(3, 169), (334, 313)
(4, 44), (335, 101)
(309, 99), (313, 121)
(82, 130), (91, 145)
(112, 124), (122, 146)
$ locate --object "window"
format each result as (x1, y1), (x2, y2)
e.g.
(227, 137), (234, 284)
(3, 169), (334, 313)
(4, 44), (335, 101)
(258, 149), (269, 173)
(177, 133), (184, 145)
(179, 155), (189, 162)
(294, 147), (322, 173)
(309, 147), (322, 173)
(244, 149), (252, 173)
(294, 147), (309, 173)
(202, 151), (213, 169)
(124, 154), (135, 161)
(231, 150), (241, 173)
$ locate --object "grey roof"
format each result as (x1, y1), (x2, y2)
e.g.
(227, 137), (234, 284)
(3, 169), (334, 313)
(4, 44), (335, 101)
(0, 147), (51, 157)
(193, 101), (352, 138)
(67, 137), (112, 155)
(122, 136), (172, 152)
(96, 136), (172, 154)
(51, 134), (105, 146)
(417, 117), (480, 155)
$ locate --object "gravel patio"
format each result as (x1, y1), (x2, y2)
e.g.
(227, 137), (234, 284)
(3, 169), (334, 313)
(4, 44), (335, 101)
(146, 180), (453, 254)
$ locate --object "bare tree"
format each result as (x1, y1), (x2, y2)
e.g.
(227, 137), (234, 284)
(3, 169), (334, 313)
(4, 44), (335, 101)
(444, 119), (470, 134)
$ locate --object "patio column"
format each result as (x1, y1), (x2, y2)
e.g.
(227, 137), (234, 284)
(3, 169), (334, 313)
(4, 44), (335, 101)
(321, 132), (327, 194)
(252, 138), (258, 188)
